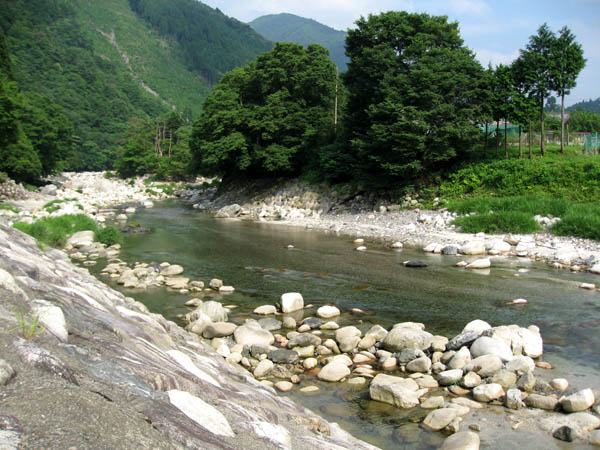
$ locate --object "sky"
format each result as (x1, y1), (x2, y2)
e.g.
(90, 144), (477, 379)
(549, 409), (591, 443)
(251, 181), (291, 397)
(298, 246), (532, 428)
(201, 0), (600, 106)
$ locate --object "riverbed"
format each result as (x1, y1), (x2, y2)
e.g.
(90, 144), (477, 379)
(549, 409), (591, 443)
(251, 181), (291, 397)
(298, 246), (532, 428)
(96, 200), (600, 449)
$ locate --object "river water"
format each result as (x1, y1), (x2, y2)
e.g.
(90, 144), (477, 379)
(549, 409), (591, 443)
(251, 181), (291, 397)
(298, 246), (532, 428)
(97, 200), (600, 449)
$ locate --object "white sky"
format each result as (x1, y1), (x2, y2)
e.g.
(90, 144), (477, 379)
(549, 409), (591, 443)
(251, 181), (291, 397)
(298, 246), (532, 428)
(201, 0), (600, 106)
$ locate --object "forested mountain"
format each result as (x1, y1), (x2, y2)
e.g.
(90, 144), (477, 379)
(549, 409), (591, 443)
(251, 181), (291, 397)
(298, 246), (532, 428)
(129, 0), (273, 85)
(249, 13), (348, 71)
(0, 0), (272, 172)
(568, 97), (600, 114)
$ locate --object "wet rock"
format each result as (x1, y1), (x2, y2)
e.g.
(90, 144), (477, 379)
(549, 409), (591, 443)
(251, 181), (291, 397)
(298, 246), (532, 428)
(318, 362), (350, 382)
(234, 323), (275, 347)
(253, 359), (274, 378)
(505, 389), (525, 409)
(550, 378), (569, 392)
(489, 370), (517, 389)
(280, 292), (304, 313)
(317, 305), (340, 318)
(0, 359), (16, 386)
(209, 278), (223, 290)
(447, 331), (479, 351)
(448, 347), (471, 370)
(440, 431), (480, 450)
(268, 349), (299, 364)
(464, 354), (503, 377)
(383, 326), (433, 352)
(561, 388), (595, 412)
(472, 383), (504, 402)
(470, 336), (513, 362)
(302, 317), (323, 329)
(288, 332), (321, 348)
(406, 356), (432, 373)
(462, 319), (491, 335)
(525, 394), (558, 410)
(466, 258), (491, 269)
(437, 369), (463, 386)
(202, 322), (237, 339)
(369, 374), (427, 409)
(403, 260), (428, 268)
(516, 371), (536, 392)
(553, 426), (575, 442)
(423, 408), (458, 431)
(160, 264), (184, 276)
(215, 204), (241, 218)
(460, 241), (486, 255)
(421, 396), (445, 409)
(282, 317), (296, 329)
(275, 381), (294, 392)
(335, 326), (362, 352)
(442, 245), (460, 255)
(254, 305), (277, 315)
(258, 317), (282, 331)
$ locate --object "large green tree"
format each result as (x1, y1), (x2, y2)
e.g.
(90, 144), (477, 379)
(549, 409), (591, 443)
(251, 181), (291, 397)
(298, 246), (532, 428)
(190, 42), (338, 178)
(550, 26), (585, 153)
(341, 11), (487, 186)
(568, 109), (600, 132)
(514, 24), (555, 156)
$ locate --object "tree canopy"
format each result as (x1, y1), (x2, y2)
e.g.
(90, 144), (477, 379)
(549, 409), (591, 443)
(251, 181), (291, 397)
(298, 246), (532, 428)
(190, 42), (338, 179)
(341, 11), (487, 185)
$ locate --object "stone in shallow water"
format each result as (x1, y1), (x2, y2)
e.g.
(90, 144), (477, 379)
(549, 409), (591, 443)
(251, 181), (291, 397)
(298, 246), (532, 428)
(280, 292), (304, 313)
(423, 408), (458, 431)
(403, 260), (428, 268)
(254, 305), (277, 315)
(560, 388), (595, 412)
(440, 431), (480, 450)
(317, 305), (340, 318)
(317, 362), (350, 382)
(275, 381), (294, 392)
(369, 374), (427, 409)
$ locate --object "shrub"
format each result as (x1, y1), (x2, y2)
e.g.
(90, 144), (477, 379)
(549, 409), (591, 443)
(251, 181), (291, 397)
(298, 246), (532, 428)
(552, 204), (600, 240)
(95, 226), (123, 246)
(13, 214), (98, 248)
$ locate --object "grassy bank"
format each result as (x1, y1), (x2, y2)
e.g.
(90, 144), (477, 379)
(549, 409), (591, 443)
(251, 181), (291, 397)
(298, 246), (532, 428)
(438, 146), (600, 239)
(13, 214), (123, 248)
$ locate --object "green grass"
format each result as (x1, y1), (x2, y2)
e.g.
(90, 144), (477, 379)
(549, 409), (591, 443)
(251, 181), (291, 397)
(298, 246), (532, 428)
(94, 226), (124, 246)
(448, 195), (600, 240)
(10, 309), (45, 340)
(14, 214), (98, 247)
(0, 203), (19, 213)
(441, 152), (600, 202)
(453, 211), (541, 234)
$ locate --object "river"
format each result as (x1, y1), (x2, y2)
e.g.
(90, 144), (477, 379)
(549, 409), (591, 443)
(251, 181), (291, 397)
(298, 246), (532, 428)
(94, 200), (600, 449)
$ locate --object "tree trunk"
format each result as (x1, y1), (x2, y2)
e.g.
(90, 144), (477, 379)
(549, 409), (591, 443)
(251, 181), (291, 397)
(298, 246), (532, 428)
(529, 120), (533, 159)
(519, 126), (522, 158)
(495, 121), (500, 158)
(540, 100), (546, 156)
(504, 120), (508, 159)
(560, 91), (565, 153)
(484, 122), (488, 152)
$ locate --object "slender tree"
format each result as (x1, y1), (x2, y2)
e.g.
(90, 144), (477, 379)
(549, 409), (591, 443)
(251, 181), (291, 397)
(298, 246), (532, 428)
(515, 24), (556, 156)
(550, 26), (585, 153)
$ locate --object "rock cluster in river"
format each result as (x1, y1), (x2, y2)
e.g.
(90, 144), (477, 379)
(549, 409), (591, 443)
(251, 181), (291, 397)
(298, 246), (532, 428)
(183, 295), (600, 448)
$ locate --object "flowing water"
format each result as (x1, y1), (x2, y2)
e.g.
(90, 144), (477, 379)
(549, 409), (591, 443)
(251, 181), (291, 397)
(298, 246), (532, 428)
(95, 200), (600, 449)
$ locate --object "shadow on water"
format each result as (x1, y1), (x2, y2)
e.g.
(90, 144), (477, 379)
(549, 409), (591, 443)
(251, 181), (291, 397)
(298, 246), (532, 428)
(96, 200), (600, 449)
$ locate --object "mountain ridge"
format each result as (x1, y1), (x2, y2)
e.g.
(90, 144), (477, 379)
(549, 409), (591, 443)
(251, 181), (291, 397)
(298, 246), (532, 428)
(249, 13), (348, 71)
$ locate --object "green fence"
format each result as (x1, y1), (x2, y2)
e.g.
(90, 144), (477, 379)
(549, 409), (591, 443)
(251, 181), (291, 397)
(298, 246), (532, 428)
(585, 133), (600, 153)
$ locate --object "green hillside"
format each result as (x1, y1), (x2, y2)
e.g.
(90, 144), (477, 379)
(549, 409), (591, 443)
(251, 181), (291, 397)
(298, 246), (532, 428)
(568, 97), (600, 114)
(249, 13), (348, 71)
(1, 0), (272, 171)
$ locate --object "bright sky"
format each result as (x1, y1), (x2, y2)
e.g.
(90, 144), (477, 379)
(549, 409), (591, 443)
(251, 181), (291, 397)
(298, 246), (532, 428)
(201, 0), (599, 106)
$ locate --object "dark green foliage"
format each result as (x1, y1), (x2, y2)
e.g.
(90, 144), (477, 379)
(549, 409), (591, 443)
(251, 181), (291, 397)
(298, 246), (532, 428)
(341, 12), (487, 186)
(116, 112), (192, 180)
(440, 156), (600, 202)
(453, 211), (541, 234)
(249, 13), (348, 71)
(1, 0), (168, 171)
(13, 214), (99, 248)
(568, 109), (600, 132)
(129, 0), (272, 85)
(553, 205), (600, 240)
(568, 98), (600, 115)
(95, 226), (123, 246)
(191, 43), (338, 178)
